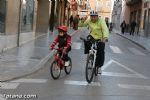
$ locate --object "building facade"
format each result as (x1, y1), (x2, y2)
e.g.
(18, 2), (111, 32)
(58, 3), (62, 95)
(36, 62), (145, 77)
(123, 0), (142, 35)
(88, 0), (113, 22)
(97, 0), (113, 22)
(0, 0), (71, 51)
(142, 1), (150, 37)
(112, 0), (122, 30)
(112, 0), (150, 37)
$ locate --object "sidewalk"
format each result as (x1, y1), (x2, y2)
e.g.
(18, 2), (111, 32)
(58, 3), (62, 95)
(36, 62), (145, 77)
(0, 28), (80, 82)
(113, 29), (150, 52)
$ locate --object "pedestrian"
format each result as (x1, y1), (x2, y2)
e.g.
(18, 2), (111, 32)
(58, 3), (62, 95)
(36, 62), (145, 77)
(73, 14), (79, 30)
(120, 20), (126, 34)
(109, 22), (113, 32)
(130, 20), (136, 36)
(105, 18), (109, 28)
(69, 15), (73, 27)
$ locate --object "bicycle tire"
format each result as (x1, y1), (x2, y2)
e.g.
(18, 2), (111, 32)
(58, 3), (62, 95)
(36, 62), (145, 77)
(85, 54), (95, 83)
(50, 61), (61, 80)
(94, 66), (98, 76)
(64, 57), (72, 74)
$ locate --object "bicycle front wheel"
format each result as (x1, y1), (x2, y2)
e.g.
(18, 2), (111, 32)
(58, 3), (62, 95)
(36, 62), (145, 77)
(94, 65), (99, 76)
(85, 54), (95, 83)
(64, 57), (72, 75)
(50, 61), (61, 80)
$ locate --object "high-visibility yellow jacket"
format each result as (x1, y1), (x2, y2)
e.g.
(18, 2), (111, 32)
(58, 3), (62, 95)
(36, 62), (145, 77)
(79, 17), (109, 40)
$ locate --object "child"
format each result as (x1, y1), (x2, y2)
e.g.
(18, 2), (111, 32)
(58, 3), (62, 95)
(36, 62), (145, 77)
(50, 25), (71, 66)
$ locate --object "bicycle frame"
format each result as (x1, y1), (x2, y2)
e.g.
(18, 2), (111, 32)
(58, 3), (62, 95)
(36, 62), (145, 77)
(89, 42), (97, 68)
(53, 48), (64, 68)
(80, 36), (101, 83)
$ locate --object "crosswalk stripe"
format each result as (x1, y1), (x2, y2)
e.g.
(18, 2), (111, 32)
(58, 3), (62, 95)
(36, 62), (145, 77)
(118, 84), (150, 91)
(0, 94), (7, 100)
(109, 45), (122, 54)
(11, 79), (48, 83)
(128, 47), (145, 56)
(64, 80), (101, 86)
(102, 72), (140, 78)
(0, 82), (20, 89)
(102, 59), (148, 79)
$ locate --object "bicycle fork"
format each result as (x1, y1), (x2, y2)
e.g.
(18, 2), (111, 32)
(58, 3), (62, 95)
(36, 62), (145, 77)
(89, 49), (97, 69)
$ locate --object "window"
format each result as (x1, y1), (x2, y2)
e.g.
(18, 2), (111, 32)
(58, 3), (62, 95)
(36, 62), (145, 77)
(21, 0), (34, 32)
(106, 1), (111, 7)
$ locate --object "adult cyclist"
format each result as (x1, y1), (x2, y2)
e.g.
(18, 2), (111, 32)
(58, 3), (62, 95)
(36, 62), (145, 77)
(79, 10), (109, 74)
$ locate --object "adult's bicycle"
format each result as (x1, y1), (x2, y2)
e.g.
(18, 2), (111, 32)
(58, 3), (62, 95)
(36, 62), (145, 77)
(80, 36), (99, 83)
(50, 48), (72, 79)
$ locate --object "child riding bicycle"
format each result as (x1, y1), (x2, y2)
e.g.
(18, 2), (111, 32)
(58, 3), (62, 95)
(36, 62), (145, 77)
(50, 25), (72, 66)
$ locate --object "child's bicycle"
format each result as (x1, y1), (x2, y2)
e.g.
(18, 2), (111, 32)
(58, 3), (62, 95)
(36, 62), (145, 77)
(50, 48), (72, 79)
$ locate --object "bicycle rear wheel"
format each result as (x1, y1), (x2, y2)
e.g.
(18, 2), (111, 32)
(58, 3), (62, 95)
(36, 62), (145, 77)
(85, 54), (95, 83)
(64, 57), (72, 74)
(50, 61), (61, 79)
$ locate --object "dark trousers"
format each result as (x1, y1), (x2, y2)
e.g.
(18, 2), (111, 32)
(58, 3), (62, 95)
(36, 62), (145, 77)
(130, 27), (135, 35)
(73, 23), (78, 30)
(84, 41), (105, 68)
(121, 28), (125, 34)
(59, 47), (71, 61)
(95, 42), (105, 67)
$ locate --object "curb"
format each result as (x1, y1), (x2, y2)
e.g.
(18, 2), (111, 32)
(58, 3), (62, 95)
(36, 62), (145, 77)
(1, 29), (80, 82)
(116, 33), (146, 50)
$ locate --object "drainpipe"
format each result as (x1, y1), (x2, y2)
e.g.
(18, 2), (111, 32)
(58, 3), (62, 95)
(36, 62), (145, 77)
(17, 0), (22, 47)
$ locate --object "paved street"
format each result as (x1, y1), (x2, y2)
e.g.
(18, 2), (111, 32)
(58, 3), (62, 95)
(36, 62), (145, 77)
(0, 29), (150, 100)
(0, 28), (79, 82)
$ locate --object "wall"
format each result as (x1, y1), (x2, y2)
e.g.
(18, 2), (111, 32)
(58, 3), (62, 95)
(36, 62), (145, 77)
(5, 0), (20, 35)
(36, 0), (50, 34)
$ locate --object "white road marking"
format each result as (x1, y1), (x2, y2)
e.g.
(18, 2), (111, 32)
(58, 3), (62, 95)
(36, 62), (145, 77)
(101, 60), (113, 71)
(109, 45), (122, 54)
(11, 79), (48, 83)
(102, 72), (141, 78)
(72, 42), (82, 49)
(0, 94), (7, 100)
(64, 80), (101, 86)
(112, 60), (148, 79)
(118, 84), (150, 91)
(0, 82), (20, 89)
(102, 60), (148, 79)
(128, 47), (145, 56)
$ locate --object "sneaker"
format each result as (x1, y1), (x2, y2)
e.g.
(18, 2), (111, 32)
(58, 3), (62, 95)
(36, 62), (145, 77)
(98, 68), (102, 74)
(65, 61), (70, 66)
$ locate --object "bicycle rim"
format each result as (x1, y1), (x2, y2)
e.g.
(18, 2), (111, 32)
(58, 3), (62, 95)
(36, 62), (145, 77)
(94, 66), (98, 76)
(50, 61), (61, 79)
(85, 54), (94, 83)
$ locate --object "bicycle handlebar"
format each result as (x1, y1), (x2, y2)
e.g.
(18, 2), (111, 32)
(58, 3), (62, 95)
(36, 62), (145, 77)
(80, 37), (86, 41)
(80, 36), (100, 44)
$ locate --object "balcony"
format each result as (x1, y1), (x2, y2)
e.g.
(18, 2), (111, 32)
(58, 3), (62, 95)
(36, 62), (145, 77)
(125, 0), (141, 5)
